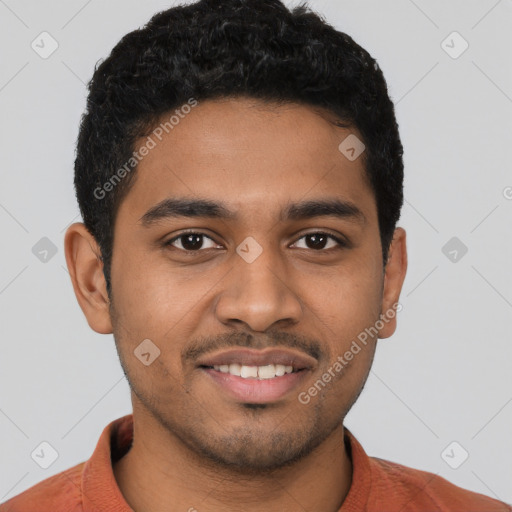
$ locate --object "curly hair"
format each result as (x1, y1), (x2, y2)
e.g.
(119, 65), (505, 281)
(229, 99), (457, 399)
(74, 0), (404, 297)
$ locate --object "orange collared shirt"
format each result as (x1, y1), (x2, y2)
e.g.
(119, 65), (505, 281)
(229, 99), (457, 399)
(1, 414), (510, 512)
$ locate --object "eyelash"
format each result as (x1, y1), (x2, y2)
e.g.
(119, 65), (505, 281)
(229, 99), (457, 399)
(164, 230), (348, 254)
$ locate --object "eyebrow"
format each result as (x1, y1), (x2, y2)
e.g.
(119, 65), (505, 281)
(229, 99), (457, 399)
(138, 197), (366, 226)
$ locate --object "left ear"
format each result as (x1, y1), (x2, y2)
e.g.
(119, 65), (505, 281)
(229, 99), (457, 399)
(378, 227), (407, 339)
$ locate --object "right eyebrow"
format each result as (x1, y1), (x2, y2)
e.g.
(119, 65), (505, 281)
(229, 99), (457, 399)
(139, 198), (237, 227)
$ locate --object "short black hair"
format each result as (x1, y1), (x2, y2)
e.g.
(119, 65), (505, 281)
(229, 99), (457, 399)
(74, 0), (404, 297)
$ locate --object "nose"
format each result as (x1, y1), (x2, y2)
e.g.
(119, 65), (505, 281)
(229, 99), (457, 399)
(214, 248), (303, 332)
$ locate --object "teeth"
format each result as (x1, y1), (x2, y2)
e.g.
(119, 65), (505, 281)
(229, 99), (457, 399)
(229, 363), (241, 376)
(212, 364), (296, 379)
(240, 365), (258, 378)
(257, 364), (276, 379)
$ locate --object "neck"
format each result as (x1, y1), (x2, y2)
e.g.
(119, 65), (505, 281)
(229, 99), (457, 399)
(114, 408), (352, 512)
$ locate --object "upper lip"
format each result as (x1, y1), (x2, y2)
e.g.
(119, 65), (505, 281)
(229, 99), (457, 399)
(196, 348), (316, 370)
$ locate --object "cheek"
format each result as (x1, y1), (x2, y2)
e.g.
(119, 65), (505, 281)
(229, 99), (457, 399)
(298, 253), (382, 402)
(111, 251), (188, 326)
(110, 254), (222, 365)
(110, 264), (190, 394)
(302, 255), (382, 329)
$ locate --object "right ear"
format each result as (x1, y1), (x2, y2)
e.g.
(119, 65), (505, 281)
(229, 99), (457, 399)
(64, 223), (113, 334)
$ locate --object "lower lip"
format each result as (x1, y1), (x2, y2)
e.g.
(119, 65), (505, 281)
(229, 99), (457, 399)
(201, 368), (310, 404)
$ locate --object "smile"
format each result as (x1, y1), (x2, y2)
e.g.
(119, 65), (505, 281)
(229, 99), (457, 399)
(208, 363), (297, 379)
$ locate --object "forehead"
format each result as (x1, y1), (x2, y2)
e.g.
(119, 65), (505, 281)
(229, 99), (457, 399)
(117, 97), (376, 225)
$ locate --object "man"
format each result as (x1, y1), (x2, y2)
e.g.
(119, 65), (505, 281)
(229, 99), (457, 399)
(1, 0), (510, 510)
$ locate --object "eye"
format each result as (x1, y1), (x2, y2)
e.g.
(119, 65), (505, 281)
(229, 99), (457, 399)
(165, 230), (348, 254)
(291, 232), (347, 251)
(165, 232), (221, 252)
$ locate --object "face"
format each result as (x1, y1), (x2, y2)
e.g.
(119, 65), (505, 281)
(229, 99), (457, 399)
(67, 97), (407, 472)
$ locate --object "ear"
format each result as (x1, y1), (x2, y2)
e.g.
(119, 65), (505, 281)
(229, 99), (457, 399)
(378, 227), (407, 339)
(64, 223), (113, 334)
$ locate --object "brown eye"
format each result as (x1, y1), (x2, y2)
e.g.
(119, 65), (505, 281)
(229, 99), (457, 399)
(166, 232), (219, 252)
(292, 232), (347, 251)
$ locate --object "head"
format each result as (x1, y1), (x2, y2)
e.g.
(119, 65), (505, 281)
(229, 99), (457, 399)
(65, 0), (407, 472)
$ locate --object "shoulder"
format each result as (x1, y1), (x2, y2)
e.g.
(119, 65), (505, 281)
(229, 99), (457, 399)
(0, 462), (85, 512)
(369, 457), (512, 512)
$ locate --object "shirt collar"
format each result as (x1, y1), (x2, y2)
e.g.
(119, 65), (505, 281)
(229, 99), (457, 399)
(80, 414), (371, 511)
(82, 414), (134, 511)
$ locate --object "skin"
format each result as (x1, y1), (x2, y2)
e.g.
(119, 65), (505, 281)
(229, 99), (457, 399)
(65, 97), (407, 512)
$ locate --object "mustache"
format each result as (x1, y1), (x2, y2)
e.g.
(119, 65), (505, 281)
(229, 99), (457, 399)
(182, 330), (324, 364)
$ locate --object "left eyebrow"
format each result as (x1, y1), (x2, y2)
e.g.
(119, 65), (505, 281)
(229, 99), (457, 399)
(282, 198), (366, 225)
(138, 197), (366, 227)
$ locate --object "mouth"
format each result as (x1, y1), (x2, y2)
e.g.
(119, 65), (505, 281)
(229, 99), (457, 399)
(196, 348), (315, 403)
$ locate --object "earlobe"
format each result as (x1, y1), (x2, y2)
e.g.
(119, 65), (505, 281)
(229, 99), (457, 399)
(378, 227), (408, 339)
(64, 223), (113, 334)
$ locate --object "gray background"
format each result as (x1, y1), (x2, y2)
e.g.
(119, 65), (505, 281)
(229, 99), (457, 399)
(1, 0), (511, 505)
